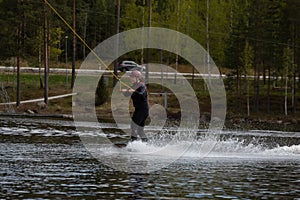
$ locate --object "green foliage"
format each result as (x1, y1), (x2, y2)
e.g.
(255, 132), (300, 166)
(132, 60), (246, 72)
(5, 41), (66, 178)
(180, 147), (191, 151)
(224, 0), (249, 70)
(95, 77), (108, 106)
(207, 0), (231, 66)
(50, 27), (64, 61)
(240, 41), (254, 75)
(282, 45), (293, 77)
(0, 0), (18, 60)
(0, 0), (298, 72)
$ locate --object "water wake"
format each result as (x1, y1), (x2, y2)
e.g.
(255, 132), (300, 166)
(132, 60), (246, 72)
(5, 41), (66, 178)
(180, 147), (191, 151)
(0, 123), (299, 158)
(118, 131), (300, 159)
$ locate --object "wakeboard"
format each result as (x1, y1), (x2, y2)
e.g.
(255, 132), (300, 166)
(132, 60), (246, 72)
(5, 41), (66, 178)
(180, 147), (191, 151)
(106, 134), (130, 148)
(113, 142), (128, 148)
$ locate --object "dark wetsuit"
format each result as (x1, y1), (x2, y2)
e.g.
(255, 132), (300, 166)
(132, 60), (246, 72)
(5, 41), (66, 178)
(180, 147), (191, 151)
(124, 82), (149, 141)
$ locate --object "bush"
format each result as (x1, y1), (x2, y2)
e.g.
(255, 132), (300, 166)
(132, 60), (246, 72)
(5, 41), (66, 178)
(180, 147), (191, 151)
(95, 77), (108, 106)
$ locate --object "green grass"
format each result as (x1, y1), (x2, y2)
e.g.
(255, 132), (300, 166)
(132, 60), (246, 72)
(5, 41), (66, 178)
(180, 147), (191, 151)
(0, 73), (299, 120)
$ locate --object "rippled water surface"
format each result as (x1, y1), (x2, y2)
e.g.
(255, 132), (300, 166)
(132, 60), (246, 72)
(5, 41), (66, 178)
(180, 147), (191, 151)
(0, 117), (299, 199)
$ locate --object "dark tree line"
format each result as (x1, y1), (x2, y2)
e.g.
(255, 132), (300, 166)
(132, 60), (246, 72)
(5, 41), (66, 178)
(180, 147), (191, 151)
(0, 0), (299, 115)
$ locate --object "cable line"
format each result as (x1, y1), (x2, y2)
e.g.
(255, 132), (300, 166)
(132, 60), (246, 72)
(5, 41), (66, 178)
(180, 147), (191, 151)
(43, 0), (132, 89)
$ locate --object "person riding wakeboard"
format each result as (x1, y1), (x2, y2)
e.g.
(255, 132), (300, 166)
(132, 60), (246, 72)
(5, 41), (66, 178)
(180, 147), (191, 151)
(121, 70), (149, 142)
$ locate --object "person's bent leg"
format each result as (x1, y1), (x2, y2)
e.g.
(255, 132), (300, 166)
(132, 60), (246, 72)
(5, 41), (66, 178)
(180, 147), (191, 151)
(130, 121), (138, 141)
(132, 110), (148, 142)
(137, 125), (148, 142)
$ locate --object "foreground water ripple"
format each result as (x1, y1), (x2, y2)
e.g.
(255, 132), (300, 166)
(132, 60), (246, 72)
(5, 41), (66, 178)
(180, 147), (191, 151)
(0, 117), (299, 199)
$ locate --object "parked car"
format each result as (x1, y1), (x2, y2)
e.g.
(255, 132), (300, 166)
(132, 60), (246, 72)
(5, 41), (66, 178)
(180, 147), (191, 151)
(118, 60), (145, 72)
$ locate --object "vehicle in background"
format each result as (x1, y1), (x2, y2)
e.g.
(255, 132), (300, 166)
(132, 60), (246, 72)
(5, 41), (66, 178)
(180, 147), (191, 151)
(118, 61), (145, 72)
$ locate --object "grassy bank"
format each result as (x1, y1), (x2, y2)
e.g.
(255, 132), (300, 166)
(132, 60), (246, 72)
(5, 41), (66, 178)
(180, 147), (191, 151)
(0, 72), (299, 131)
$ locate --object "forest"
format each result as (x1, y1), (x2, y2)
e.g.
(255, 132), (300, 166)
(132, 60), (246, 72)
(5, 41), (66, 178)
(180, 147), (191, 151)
(0, 0), (300, 117)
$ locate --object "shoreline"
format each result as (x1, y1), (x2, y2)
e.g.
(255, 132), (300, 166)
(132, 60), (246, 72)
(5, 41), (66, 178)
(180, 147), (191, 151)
(1, 111), (299, 132)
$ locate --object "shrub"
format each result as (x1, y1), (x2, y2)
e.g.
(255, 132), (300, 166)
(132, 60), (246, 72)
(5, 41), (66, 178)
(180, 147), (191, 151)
(95, 77), (108, 106)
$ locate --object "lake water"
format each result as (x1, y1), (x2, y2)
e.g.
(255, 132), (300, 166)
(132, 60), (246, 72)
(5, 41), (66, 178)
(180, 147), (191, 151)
(0, 117), (299, 199)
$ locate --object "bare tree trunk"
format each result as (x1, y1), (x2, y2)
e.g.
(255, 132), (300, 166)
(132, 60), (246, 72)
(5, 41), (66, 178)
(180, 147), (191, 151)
(267, 64), (271, 113)
(145, 0), (152, 86)
(192, 66), (195, 87)
(254, 62), (259, 113)
(245, 75), (250, 116)
(44, 4), (49, 104)
(39, 29), (43, 89)
(285, 74), (288, 116)
(71, 0), (76, 89)
(235, 67), (239, 112)
(113, 0), (120, 86)
(174, 0), (180, 85)
(293, 22), (297, 114)
(206, 0), (210, 86)
(263, 62), (266, 85)
(256, 62), (261, 112)
(141, 0), (145, 65)
(160, 49), (163, 90)
(83, 11), (88, 59)
(16, 0), (23, 107)
(292, 72), (296, 113)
